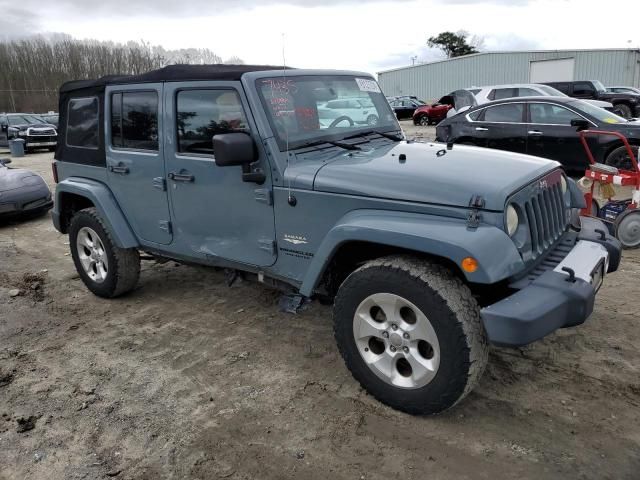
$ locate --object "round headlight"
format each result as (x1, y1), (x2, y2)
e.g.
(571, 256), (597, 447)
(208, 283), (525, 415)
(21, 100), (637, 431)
(560, 176), (567, 194)
(506, 204), (519, 236)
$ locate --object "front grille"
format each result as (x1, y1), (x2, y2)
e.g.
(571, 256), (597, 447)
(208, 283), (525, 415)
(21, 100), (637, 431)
(523, 181), (567, 255)
(509, 170), (570, 263)
(27, 128), (56, 136)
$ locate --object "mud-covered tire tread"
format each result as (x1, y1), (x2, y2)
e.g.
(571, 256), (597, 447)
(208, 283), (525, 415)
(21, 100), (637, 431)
(69, 207), (140, 298)
(333, 255), (488, 415)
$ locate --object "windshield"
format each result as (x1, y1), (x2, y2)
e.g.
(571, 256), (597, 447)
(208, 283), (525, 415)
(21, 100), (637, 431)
(8, 114), (45, 126)
(592, 80), (606, 93)
(538, 85), (568, 97)
(256, 75), (399, 149)
(569, 100), (627, 124)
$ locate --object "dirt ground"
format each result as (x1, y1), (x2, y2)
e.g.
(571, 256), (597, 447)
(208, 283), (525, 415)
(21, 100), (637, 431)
(1, 124), (639, 479)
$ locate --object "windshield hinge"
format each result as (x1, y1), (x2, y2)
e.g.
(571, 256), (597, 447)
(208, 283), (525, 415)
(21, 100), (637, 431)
(466, 195), (485, 229)
(254, 188), (273, 205)
(158, 220), (172, 234)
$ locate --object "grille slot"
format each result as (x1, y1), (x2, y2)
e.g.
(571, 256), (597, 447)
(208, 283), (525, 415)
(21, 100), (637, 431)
(518, 176), (569, 260)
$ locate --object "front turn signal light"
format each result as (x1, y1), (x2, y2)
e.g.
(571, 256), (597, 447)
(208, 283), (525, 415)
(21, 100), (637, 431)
(461, 257), (479, 273)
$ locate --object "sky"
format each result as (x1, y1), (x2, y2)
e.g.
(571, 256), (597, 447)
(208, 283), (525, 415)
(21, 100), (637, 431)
(1, 0), (639, 75)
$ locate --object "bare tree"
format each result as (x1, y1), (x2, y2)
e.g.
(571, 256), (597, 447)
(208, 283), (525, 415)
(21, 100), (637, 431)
(0, 35), (242, 112)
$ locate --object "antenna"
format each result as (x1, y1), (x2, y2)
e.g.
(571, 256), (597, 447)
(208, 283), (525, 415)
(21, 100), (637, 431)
(282, 33), (295, 206)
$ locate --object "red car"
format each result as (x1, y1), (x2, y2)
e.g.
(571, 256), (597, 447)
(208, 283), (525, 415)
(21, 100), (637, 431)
(412, 95), (454, 126)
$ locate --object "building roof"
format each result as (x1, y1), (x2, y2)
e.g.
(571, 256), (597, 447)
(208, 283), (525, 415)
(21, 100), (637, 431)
(60, 64), (290, 93)
(378, 48), (640, 75)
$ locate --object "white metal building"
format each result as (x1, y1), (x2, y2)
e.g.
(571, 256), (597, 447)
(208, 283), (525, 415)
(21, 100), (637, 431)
(378, 49), (640, 101)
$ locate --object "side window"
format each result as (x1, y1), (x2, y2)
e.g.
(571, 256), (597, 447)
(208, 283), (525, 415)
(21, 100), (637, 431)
(551, 83), (570, 94)
(468, 109), (484, 121)
(67, 97), (99, 149)
(573, 82), (595, 97)
(517, 88), (539, 97)
(493, 88), (516, 100)
(176, 89), (247, 156)
(483, 103), (524, 122)
(529, 103), (577, 125)
(111, 91), (158, 151)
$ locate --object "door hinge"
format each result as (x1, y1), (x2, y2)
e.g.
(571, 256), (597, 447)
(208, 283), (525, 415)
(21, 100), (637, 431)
(153, 177), (166, 191)
(159, 220), (172, 234)
(258, 239), (276, 255)
(466, 195), (485, 229)
(254, 188), (273, 205)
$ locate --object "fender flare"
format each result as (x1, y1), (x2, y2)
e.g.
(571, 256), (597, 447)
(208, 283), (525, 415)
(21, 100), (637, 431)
(298, 209), (524, 296)
(53, 177), (139, 248)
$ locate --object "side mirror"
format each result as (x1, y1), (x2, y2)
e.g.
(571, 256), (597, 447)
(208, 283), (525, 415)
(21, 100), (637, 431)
(0, 158), (11, 165)
(0, 124), (7, 132)
(570, 119), (590, 131)
(213, 133), (257, 167)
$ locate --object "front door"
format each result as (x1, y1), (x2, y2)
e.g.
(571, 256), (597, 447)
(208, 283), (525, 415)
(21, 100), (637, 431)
(163, 82), (276, 267)
(105, 84), (173, 245)
(471, 102), (528, 154)
(526, 102), (592, 171)
(0, 116), (8, 147)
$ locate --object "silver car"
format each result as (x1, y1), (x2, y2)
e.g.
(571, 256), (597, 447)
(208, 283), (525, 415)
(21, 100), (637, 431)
(471, 83), (615, 111)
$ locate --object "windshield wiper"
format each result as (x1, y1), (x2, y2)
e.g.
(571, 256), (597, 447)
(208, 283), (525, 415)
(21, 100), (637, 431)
(344, 130), (404, 142)
(294, 139), (361, 151)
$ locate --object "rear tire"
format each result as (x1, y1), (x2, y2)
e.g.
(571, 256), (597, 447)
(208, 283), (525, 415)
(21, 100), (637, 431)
(333, 255), (488, 415)
(69, 207), (140, 298)
(606, 145), (638, 171)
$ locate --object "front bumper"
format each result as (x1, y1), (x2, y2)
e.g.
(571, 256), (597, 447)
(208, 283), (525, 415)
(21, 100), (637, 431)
(480, 217), (621, 347)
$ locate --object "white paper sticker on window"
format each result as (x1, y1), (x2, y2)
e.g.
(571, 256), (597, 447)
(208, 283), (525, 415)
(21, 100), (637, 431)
(355, 78), (381, 93)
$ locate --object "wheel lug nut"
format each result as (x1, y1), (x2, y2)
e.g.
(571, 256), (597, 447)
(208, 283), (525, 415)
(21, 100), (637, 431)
(391, 324), (398, 331)
(390, 346), (396, 352)
(403, 346), (409, 353)
(382, 331), (389, 338)
(403, 332), (410, 339)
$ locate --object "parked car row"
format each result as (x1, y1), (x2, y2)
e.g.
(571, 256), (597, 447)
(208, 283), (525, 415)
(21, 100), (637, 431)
(0, 112), (58, 153)
(435, 96), (639, 174)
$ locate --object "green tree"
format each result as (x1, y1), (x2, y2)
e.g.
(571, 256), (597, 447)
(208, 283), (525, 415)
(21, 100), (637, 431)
(427, 31), (479, 58)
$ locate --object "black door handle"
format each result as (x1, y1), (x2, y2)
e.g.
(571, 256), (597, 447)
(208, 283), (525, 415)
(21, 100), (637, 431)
(109, 164), (129, 174)
(168, 171), (194, 182)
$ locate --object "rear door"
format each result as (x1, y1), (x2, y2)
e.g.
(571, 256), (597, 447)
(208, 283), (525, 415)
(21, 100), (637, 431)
(468, 102), (527, 153)
(163, 82), (276, 267)
(526, 101), (593, 171)
(105, 84), (173, 245)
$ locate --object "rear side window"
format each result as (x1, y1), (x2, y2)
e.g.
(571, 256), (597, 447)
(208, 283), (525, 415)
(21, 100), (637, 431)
(67, 97), (99, 149)
(176, 89), (247, 155)
(491, 88), (516, 100)
(573, 82), (595, 96)
(111, 91), (159, 151)
(483, 103), (524, 122)
(550, 83), (570, 94)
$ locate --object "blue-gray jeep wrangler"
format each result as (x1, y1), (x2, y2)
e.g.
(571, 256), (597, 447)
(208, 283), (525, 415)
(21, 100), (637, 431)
(52, 65), (622, 415)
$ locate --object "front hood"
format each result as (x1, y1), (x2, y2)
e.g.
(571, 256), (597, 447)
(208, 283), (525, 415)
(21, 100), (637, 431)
(584, 99), (612, 108)
(308, 142), (559, 211)
(10, 123), (56, 132)
(599, 92), (640, 101)
(0, 167), (46, 193)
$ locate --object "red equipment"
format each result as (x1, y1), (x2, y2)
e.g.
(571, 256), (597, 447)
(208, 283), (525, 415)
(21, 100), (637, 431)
(579, 130), (640, 248)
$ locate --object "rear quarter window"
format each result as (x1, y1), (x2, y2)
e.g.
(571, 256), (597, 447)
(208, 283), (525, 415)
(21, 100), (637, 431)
(66, 97), (99, 149)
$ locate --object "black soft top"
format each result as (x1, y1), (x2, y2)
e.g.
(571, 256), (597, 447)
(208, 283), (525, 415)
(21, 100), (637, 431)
(60, 64), (286, 93)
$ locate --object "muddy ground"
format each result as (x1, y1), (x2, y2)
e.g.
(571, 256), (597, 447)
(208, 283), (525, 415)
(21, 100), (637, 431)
(1, 123), (639, 479)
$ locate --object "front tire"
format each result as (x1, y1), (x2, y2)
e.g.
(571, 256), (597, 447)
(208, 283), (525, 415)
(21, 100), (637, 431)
(69, 207), (140, 298)
(418, 115), (430, 126)
(615, 104), (633, 119)
(333, 255), (488, 415)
